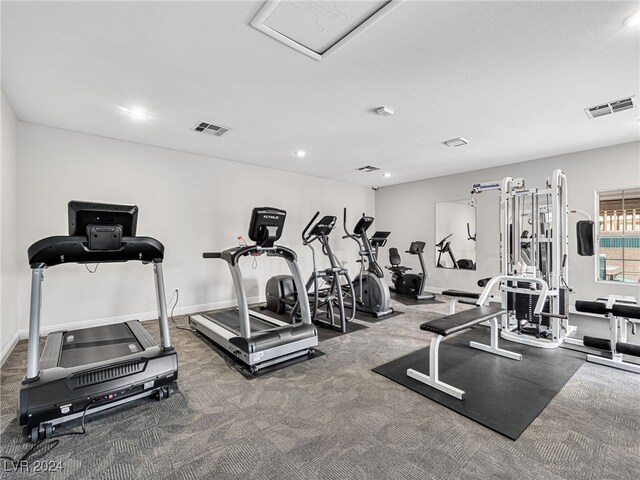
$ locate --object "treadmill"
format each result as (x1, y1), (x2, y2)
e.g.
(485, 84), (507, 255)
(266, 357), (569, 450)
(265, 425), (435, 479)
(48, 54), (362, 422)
(190, 207), (318, 373)
(19, 201), (178, 442)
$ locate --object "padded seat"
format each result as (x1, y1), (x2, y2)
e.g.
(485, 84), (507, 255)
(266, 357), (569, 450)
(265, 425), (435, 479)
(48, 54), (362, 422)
(441, 289), (480, 300)
(420, 304), (506, 336)
(390, 266), (411, 273)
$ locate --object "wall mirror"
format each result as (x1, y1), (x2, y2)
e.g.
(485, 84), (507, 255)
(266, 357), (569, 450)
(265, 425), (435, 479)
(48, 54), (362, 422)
(435, 199), (476, 270)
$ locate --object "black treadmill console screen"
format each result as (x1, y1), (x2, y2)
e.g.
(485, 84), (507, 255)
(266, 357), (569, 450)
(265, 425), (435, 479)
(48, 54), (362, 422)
(68, 201), (138, 250)
(248, 207), (286, 248)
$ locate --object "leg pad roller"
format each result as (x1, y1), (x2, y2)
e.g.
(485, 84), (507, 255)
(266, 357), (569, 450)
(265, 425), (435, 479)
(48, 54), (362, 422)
(617, 342), (640, 357)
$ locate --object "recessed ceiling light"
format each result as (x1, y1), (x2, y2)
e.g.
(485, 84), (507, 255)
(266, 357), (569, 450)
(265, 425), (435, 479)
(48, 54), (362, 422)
(382, 172), (391, 178)
(624, 11), (640, 27)
(119, 107), (149, 120)
(294, 150), (306, 158)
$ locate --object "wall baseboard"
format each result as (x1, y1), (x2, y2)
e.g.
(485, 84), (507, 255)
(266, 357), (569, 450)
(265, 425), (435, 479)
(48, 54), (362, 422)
(17, 296), (264, 340)
(1, 331), (20, 367)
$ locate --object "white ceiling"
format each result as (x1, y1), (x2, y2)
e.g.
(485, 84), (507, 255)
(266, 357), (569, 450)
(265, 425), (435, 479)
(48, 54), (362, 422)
(2, 1), (639, 187)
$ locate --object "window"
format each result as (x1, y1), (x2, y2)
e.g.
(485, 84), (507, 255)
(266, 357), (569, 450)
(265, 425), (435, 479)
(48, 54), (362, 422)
(596, 187), (640, 284)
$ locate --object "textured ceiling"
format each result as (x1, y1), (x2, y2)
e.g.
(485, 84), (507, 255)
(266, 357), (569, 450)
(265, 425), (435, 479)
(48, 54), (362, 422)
(2, 1), (639, 187)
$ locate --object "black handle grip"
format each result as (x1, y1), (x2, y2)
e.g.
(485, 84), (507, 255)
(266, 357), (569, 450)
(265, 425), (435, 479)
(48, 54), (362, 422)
(302, 211), (320, 243)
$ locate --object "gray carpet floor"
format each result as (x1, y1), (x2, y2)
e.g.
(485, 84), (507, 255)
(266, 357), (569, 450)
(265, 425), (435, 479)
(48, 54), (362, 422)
(1, 299), (639, 479)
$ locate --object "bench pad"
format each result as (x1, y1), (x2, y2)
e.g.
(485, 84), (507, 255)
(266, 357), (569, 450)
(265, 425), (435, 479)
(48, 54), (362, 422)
(420, 304), (506, 336)
(575, 300), (608, 315)
(441, 289), (480, 300)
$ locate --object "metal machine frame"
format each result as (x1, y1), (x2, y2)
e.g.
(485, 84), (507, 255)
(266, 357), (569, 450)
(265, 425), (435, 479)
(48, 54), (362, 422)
(472, 170), (574, 348)
(575, 295), (640, 374)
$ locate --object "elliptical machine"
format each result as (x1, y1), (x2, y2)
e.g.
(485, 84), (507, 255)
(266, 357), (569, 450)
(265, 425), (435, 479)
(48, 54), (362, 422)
(436, 233), (475, 269)
(342, 208), (393, 318)
(265, 212), (356, 332)
(436, 233), (457, 268)
(294, 212), (356, 332)
(386, 241), (434, 300)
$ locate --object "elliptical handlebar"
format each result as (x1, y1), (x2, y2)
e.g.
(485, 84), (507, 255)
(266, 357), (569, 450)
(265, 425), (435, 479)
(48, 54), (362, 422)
(301, 211), (320, 245)
(467, 223), (476, 242)
(342, 207), (352, 238)
(436, 233), (453, 248)
(342, 207), (360, 243)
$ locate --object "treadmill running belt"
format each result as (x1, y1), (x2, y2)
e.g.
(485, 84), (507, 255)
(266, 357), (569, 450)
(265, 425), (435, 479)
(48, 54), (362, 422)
(62, 323), (135, 343)
(60, 342), (143, 368)
(59, 323), (143, 368)
(202, 310), (273, 336)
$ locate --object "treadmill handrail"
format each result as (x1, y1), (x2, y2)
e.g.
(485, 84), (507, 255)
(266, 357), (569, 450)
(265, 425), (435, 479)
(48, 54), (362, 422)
(28, 235), (164, 268)
(203, 245), (298, 266)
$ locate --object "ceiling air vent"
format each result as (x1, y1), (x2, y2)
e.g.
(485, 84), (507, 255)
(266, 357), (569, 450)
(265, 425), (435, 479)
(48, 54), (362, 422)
(192, 121), (231, 137)
(444, 137), (468, 147)
(356, 165), (381, 173)
(585, 96), (636, 119)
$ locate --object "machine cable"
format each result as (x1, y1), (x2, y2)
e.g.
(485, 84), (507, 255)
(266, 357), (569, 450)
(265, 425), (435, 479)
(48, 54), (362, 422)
(2, 401), (95, 469)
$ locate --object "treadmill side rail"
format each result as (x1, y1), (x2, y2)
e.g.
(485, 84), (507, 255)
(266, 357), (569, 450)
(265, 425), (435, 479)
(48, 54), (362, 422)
(126, 320), (157, 350)
(40, 333), (63, 370)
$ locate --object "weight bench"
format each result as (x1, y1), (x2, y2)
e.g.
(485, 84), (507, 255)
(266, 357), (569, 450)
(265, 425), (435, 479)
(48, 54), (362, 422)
(441, 278), (491, 314)
(408, 275), (550, 400)
(575, 298), (640, 374)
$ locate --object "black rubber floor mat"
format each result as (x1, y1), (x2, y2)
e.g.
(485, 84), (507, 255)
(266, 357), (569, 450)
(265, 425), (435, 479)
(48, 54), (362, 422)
(373, 327), (585, 440)
(354, 309), (404, 323)
(390, 291), (443, 306)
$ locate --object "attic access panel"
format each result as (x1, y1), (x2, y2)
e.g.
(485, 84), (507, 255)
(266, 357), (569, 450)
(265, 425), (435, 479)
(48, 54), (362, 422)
(251, 0), (403, 61)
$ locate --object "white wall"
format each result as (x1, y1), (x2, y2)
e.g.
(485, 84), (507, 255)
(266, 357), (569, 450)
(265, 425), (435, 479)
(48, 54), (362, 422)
(1, 92), (20, 362)
(17, 123), (374, 333)
(376, 141), (640, 303)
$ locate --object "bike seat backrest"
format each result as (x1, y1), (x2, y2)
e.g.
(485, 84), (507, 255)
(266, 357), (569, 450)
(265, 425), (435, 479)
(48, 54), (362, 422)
(389, 248), (401, 266)
(408, 241), (425, 254)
